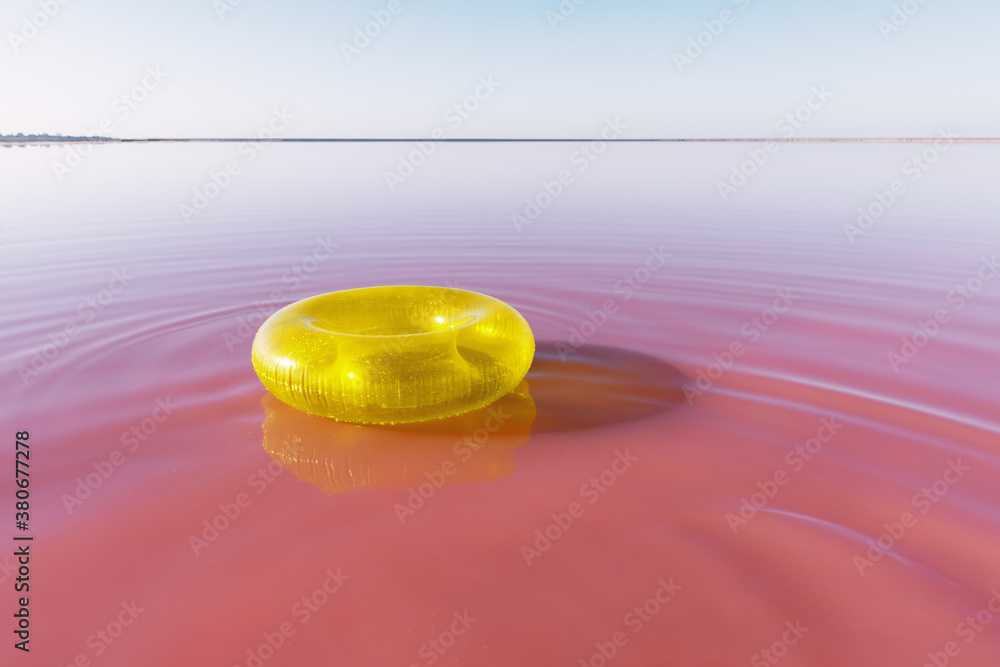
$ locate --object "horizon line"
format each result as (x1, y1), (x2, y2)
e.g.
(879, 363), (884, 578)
(2, 137), (999, 144)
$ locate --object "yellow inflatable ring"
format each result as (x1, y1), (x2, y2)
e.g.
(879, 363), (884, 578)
(251, 286), (535, 424)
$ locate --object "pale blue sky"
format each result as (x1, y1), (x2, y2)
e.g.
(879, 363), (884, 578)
(2, 0), (997, 138)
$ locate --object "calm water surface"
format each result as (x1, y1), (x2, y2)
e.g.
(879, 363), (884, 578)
(2, 143), (999, 666)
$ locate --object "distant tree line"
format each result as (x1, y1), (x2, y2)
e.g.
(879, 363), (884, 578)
(1, 133), (113, 146)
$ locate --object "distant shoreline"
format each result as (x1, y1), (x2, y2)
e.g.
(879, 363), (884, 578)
(3, 136), (999, 144)
(1, 135), (115, 145)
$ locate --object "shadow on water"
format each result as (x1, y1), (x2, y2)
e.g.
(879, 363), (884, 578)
(262, 342), (686, 494)
(526, 342), (686, 432)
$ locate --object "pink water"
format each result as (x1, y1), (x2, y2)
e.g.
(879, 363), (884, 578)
(2, 143), (1000, 666)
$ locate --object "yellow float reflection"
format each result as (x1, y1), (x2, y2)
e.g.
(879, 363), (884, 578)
(262, 381), (536, 494)
(262, 342), (686, 495)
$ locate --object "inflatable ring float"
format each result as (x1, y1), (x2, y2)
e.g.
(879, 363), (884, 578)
(251, 286), (535, 424)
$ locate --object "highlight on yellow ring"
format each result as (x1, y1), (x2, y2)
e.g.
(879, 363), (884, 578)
(251, 285), (535, 424)
(261, 380), (536, 495)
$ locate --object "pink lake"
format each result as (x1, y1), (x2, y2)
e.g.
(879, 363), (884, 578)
(2, 142), (1000, 666)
